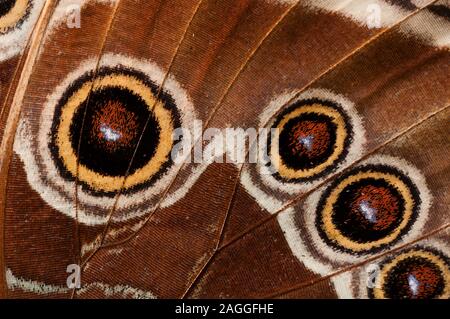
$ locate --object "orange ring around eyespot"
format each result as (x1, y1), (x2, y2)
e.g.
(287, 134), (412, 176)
(320, 171), (414, 252)
(0, 0), (29, 33)
(270, 103), (348, 180)
(55, 73), (175, 193)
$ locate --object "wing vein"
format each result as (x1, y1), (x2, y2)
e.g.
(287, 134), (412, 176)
(0, 0), (59, 298)
(262, 224), (450, 299)
(183, 0), (443, 296)
(71, 0), (124, 299)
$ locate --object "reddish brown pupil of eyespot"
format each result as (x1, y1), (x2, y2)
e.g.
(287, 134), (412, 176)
(90, 100), (139, 153)
(349, 185), (401, 231)
(384, 256), (445, 299)
(287, 120), (331, 160)
(404, 264), (442, 298)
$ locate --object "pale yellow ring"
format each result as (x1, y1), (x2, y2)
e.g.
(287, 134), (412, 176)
(321, 171), (414, 252)
(270, 104), (347, 179)
(56, 73), (174, 192)
(0, 0), (29, 33)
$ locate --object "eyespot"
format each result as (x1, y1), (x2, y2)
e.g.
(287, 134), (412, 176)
(305, 156), (431, 261)
(316, 163), (420, 254)
(278, 155), (432, 281)
(255, 89), (365, 195)
(302, 155), (432, 264)
(369, 247), (450, 299)
(49, 66), (181, 195)
(239, 89), (365, 214)
(269, 99), (351, 182)
(15, 54), (197, 225)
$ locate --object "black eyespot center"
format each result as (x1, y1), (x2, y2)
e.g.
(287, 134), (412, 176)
(49, 66), (182, 196)
(268, 98), (353, 183)
(315, 164), (421, 255)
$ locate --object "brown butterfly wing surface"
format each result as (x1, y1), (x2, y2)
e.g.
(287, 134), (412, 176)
(0, 0), (448, 299)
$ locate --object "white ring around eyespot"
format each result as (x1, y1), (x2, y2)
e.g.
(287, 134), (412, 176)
(0, 0), (44, 62)
(14, 53), (198, 225)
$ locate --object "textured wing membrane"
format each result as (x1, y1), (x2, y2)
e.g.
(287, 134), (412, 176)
(3, 0), (121, 298)
(188, 106), (449, 298)
(1, 0), (448, 299)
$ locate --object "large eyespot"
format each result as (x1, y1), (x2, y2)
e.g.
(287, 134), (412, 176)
(15, 54), (197, 225)
(255, 89), (365, 195)
(370, 247), (450, 299)
(0, 0), (43, 61)
(49, 66), (180, 195)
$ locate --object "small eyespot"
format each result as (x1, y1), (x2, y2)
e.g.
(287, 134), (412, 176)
(315, 163), (421, 254)
(269, 98), (352, 182)
(369, 247), (450, 299)
(254, 89), (365, 195)
(239, 89), (365, 215)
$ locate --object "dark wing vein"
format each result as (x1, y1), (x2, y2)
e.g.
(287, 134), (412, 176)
(84, 0), (300, 257)
(182, 0), (443, 297)
(71, 0), (123, 299)
(263, 224), (450, 298)
(0, 0), (59, 298)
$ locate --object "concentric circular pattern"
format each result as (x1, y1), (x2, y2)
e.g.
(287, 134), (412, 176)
(0, 0), (31, 34)
(49, 66), (181, 196)
(369, 248), (450, 299)
(315, 164), (421, 254)
(268, 98), (353, 183)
